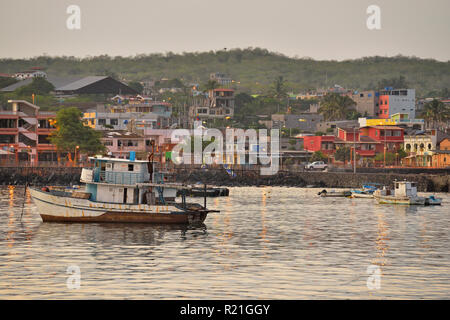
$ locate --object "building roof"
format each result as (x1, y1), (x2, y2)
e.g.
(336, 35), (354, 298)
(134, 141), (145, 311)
(0, 75), (82, 92)
(55, 76), (109, 91)
(363, 126), (403, 130)
(55, 76), (138, 94)
(338, 127), (359, 133)
(102, 130), (143, 139)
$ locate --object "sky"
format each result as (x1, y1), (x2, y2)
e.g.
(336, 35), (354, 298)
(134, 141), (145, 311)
(0, 0), (449, 61)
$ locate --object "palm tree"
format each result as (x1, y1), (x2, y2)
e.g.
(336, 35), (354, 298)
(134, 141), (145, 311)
(270, 76), (288, 113)
(318, 93), (356, 121)
(420, 99), (450, 129)
(203, 80), (220, 91)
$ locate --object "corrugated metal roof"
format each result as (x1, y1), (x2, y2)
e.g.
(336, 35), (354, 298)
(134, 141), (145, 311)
(0, 75), (82, 92)
(55, 76), (109, 91)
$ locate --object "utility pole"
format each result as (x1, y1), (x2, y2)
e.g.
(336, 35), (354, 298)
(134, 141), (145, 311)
(353, 127), (356, 174)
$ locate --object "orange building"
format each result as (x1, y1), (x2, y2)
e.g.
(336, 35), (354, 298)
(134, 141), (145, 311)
(432, 138), (450, 168)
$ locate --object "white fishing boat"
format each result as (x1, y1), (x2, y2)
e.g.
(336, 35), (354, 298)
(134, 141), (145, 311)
(29, 154), (219, 224)
(374, 181), (426, 205)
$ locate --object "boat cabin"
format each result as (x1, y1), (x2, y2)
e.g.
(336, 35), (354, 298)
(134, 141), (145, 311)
(394, 181), (418, 198)
(80, 154), (176, 205)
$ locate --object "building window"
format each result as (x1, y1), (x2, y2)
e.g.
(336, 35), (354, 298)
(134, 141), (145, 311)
(110, 119), (118, 126)
(128, 164), (134, 171)
(98, 119), (106, 126)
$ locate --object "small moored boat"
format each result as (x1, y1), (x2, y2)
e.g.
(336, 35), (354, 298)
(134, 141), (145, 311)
(425, 195), (442, 206)
(318, 189), (352, 197)
(350, 183), (381, 199)
(374, 181), (426, 205)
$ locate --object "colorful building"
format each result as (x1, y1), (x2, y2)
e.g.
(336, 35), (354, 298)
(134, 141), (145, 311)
(403, 130), (450, 167)
(359, 126), (404, 153)
(302, 135), (335, 155)
(358, 113), (424, 130)
(0, 100), (57, 165)
(432, 138), (450, 168)
(378, 89), (416, 119)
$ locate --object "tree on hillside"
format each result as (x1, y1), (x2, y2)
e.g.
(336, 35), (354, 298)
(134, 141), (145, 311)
(203, 80), (220, 91)
(50, 107), (106, 163)
(16, 77), (54, 96)
(318, 93), (356, 121)
(270, 76), (288, 113)
(234, 92), (254, 112)
(377, 75), (408, 90)
(127, 81), (143, 94)
(0, 76), (18, 89)
(420, 99), (450, 129)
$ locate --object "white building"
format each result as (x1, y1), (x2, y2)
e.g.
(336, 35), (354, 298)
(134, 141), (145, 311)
(14, 70), (47, 80)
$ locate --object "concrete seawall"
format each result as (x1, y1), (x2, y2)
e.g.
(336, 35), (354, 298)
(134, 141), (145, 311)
(1, 166), (448, 192)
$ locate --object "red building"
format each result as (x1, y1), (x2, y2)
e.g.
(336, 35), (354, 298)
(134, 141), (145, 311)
(302, 135), (335, 154)
(302, 126), (404, 162)
(335, 128), (380, 158)
(359, 126), (404, 153)
(0, 100), (57, 165)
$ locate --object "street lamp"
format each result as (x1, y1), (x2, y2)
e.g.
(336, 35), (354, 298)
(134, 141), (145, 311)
(75, 145), (80, 166)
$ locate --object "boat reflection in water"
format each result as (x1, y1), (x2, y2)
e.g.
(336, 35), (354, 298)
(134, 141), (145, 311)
(34, 222), (208, 246)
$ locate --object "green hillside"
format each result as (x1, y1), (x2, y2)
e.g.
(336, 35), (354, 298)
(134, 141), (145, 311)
(1, 48), (449, 97)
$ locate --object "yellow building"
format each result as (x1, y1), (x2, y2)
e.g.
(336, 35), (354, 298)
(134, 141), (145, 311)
(359, 113), (424, 129)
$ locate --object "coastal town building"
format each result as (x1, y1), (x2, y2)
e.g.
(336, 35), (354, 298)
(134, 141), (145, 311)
(358, 113), (425, 130)
(210, 73), (232, 86)
(378, 88), (416, 119)
(431, 138), (450, 168)
(83, 100), (173, 131)
(268, 113), (323, 133)
(403, 130), (450, 167)
(189, 88), (235, 125)
(349, 90), (379, 117)
(14, 69), (47, 80)
(315, 120), (359, 133)
(0, 100), (57, 165)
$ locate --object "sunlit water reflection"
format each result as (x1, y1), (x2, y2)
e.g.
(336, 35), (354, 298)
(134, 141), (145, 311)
(0, 186), (449, 299)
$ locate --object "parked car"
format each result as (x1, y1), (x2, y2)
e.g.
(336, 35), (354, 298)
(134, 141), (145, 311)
(305, 161), (328, 170)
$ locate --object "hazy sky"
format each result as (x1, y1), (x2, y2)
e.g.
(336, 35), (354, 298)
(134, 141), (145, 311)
(0, 0), (449, 61)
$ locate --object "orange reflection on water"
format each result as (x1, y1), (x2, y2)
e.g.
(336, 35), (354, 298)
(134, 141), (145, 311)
(372, 211), (390, 269)
(260, 188), (269, 243)
(6, 186), (16, 248)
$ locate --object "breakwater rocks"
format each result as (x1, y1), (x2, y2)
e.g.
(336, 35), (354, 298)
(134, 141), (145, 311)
(0, 167), (82, 186)
(0, 166), (448, 192)
(172, 169), (449, 192)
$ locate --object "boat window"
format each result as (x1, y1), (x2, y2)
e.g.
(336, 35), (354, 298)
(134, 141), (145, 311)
(128, 164), (134, 171)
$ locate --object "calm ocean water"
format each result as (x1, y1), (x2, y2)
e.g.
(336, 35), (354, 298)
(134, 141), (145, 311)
(0, 185), (449, 299)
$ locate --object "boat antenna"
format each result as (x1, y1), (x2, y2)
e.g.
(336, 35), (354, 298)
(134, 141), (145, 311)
(20, 167), (28, 221)
(147, 141), (154, 182)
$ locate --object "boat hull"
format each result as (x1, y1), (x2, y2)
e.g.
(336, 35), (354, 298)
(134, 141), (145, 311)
(350, 193), (374, 199)
(375, 195), (426, 205)
(30, 188), (209, 224)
